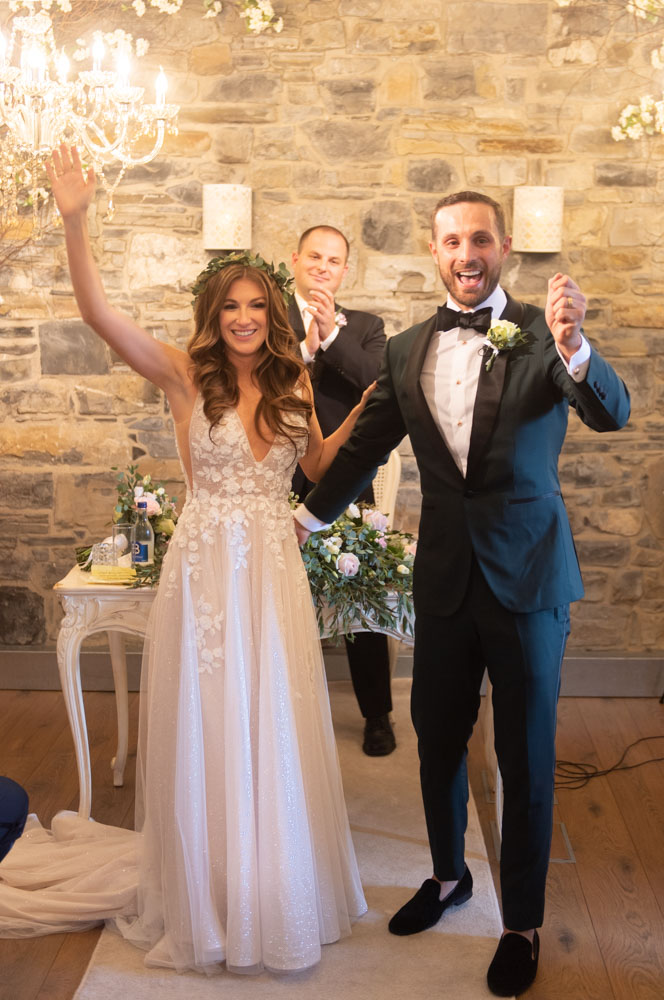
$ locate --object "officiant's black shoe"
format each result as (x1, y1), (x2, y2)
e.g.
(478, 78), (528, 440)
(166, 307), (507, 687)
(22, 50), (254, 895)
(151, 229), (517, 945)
(363, 715), (396, 756)
(487, 930), (540, 997)
(388, 866), (473, 935)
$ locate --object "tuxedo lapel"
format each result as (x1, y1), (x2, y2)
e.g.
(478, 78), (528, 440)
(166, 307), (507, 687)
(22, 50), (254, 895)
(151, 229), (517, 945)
(404, 314), (466, 481)
(466, 293), (525, 481)
(500, 292), (525, 328)
(288, 301), (306, 342)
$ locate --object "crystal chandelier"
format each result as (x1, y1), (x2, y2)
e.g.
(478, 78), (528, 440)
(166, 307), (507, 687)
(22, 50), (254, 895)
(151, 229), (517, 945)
(0, 8), (179, 234)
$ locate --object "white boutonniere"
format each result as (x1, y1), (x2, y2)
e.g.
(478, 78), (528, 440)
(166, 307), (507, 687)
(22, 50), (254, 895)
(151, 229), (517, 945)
(481, 320), (527, 372)
(334, 310), (348, 328)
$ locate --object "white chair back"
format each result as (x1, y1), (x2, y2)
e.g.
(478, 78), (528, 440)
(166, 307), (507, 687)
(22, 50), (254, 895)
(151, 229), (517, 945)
(372, 449), (401, 526)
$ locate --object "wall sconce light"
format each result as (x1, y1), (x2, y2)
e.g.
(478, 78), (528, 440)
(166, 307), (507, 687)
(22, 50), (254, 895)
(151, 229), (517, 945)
(511, 186), (564, 253)
(202, 183), (252, 250)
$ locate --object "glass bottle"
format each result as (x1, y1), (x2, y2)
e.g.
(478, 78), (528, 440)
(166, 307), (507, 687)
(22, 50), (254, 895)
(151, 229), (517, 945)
(132, 500), (154, 566)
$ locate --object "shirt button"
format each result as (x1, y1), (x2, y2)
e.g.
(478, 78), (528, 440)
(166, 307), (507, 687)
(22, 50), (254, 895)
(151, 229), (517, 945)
(456, 379), (461, 385)
(457, 420), (463, 426)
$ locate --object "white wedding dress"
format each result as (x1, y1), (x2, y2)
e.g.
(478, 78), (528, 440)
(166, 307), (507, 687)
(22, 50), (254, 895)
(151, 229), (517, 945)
(0, 394), (366, 974)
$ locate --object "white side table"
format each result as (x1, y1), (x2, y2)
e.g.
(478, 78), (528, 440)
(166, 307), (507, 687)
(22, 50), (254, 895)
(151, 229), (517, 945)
(54, 567), (156, 818)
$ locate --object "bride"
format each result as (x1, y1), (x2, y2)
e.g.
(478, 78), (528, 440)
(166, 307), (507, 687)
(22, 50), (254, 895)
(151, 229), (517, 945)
(0, 145), (373, 975)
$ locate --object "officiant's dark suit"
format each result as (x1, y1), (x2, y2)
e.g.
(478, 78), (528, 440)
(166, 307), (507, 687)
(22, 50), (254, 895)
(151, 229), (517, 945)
(289, 225), (394, 755)
(299, 196), (630, 962)
(288, 300), (385, 457)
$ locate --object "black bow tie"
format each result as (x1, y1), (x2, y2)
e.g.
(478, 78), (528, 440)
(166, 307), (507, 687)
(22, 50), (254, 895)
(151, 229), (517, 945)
(437, 305), (492, 336)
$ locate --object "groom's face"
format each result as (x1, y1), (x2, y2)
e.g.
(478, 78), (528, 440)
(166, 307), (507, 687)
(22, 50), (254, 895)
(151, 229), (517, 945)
(429, 202), (511, 310)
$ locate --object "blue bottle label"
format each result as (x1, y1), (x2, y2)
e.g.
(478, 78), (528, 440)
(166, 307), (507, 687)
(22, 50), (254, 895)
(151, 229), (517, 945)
(132, 542), (149, 562)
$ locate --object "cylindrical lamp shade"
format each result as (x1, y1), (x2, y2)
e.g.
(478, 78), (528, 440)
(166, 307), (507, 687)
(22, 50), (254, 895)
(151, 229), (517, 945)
(512, 186), (563, 252)
(202, 184), (252, 250)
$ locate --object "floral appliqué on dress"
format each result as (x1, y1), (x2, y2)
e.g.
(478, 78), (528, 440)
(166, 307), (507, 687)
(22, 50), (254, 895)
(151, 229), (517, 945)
(163, 396), (309, 675)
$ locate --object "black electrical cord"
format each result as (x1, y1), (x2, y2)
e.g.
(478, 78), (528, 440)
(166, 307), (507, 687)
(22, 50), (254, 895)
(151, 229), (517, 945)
(555, 735), (664, 790)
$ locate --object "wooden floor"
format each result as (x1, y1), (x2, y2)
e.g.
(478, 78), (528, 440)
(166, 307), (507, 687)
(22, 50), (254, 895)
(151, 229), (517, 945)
(0, 689), (663, 1000)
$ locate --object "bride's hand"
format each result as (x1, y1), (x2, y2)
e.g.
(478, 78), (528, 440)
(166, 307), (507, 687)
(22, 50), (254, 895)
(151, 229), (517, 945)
(358, 380), (377, 411)
(46, 144), (96, 220)
(293, 518), (311, 548)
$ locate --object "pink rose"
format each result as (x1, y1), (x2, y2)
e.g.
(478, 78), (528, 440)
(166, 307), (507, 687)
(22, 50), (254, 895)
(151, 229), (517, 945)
(135, 491), (162, 517)
(336, 552), (360, 577)
(405, 541), (417, 556)
(377, 534), (387, 549)
(362, 508), (389, 531)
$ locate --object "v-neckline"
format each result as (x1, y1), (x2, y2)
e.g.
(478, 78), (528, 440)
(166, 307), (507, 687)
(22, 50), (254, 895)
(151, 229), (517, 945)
(233, 408), (275, 464)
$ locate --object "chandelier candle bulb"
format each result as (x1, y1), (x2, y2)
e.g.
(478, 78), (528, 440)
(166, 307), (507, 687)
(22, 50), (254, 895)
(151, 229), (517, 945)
(56, 50), (69, 84)
(155, 67), (167, 107)
(116, 51), (130, 89)
(92, 37), (104, 73)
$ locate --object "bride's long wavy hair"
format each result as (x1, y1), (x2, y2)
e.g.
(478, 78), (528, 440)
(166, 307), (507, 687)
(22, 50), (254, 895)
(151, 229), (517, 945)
(187, 264), (311, 447)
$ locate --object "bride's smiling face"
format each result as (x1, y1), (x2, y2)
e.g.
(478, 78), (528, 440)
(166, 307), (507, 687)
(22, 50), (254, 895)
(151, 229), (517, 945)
(218, 277), (268, 361)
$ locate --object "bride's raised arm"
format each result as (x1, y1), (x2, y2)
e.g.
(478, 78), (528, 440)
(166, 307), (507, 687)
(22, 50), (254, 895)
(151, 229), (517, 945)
(46, 144), (191, 401)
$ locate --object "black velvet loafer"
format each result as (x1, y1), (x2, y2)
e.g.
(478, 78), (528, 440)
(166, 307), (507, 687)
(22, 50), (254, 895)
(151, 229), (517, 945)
(362, 714), (396, 756)
(388, 866), (473, 935)
(487, 930), (540, 997)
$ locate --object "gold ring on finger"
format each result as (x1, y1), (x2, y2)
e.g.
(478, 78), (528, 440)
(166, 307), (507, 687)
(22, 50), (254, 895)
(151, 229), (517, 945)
(567, 296), (573, 307)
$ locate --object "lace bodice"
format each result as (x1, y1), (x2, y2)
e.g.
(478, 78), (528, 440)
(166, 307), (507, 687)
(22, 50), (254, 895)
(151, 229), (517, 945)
(169, 394), (308, 580)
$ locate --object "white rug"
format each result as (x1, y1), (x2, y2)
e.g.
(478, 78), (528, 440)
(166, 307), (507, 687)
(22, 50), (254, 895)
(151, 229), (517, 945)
(75, 678), (504, 1000)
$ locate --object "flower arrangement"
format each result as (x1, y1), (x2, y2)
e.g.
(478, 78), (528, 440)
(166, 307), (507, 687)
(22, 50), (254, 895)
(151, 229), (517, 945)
(481, 320), (527, 372)
(296, 501), (416, 641)
(74, 469), (416, 641)
(75, 464), (179, 587)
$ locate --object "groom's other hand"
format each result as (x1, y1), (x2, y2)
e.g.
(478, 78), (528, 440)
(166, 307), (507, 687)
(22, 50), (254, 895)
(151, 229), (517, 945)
(545, 272), (586, 363)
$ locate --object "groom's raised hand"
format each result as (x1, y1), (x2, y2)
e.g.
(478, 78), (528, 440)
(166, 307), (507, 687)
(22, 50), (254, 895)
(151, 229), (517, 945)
(545, 272), (586, 363)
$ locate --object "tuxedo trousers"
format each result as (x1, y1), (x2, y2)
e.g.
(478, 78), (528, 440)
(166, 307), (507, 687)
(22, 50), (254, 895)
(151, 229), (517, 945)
(411, 557), (570, 931)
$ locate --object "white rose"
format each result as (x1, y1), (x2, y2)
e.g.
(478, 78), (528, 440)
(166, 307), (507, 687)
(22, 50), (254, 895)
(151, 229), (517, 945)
(346, 503), (360, 519)
(336, 552), (360, 577)
(397, 564), (410, 575)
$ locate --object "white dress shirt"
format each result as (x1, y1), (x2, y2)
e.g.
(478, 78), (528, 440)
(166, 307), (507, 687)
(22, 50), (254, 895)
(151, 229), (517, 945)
(420, 286), (591, 476)
(295, 286), (591, 528)
(296, 291), (340, 364)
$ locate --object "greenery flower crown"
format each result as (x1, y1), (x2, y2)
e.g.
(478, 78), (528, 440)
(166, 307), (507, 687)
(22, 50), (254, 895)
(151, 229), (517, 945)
(191, 251), (295, 305)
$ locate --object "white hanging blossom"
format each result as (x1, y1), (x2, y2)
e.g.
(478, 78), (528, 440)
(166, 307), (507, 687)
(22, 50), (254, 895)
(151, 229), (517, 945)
(4, 0), (288, 31)
(72, 28), (150, 62)
(626, 0), (664, 20)
(239, 0), (284, 34)
(612, 94), (664, 141)
(8, 1), (221, 20)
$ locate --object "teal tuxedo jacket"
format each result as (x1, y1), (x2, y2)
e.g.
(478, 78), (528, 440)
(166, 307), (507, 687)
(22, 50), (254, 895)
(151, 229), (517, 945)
(305, 294), (631, 616)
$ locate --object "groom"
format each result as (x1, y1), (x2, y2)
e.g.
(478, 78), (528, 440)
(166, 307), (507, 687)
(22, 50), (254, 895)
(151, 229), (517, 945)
(294, 192), (630, 996)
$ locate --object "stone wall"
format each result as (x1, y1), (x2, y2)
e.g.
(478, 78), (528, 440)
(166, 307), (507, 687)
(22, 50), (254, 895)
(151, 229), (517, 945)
(1, 0), (663, 653)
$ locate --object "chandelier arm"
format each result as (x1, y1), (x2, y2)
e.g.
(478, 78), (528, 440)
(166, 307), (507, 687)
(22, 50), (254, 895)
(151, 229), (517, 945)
(72, 117), (132, 163)
(115, 121), (167, 168)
